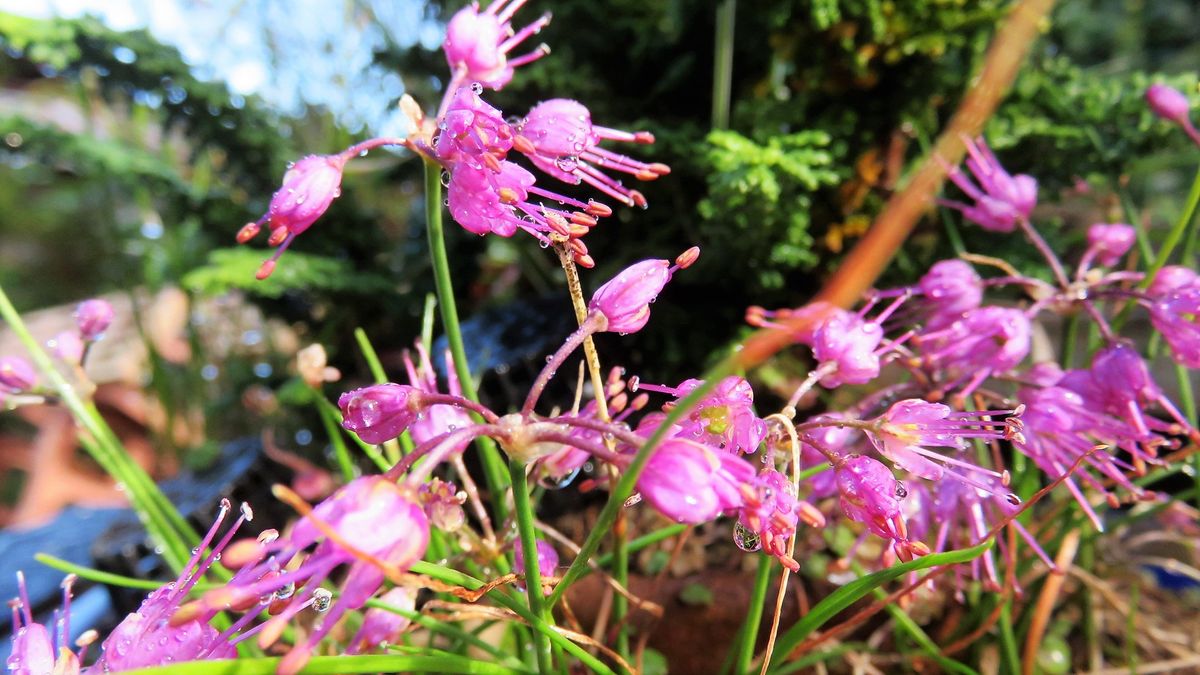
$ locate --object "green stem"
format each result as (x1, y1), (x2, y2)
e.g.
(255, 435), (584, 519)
(120, 654), (534, 675)
(315, 398), (389, 472)
(363, 598), (525, 668)
(998, 601), (1020, 675)
(423, 159), (510, 515)
(734, 555), (773, 674)
(711, 0), (736, 130)
(0, 284), (195, 570)
(509, 459), (553, 674)
(315, 397), (356, 481)
(1145, 163), (1200, 286)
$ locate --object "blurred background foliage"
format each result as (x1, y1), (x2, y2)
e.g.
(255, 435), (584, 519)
(1, 0), (1198, 441)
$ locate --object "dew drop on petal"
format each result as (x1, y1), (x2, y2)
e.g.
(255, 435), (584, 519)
(733, 522), (761, 552)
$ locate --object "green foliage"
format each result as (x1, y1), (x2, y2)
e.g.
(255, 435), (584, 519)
(698, 130), (841, 289)
(182, 248), (394, 300)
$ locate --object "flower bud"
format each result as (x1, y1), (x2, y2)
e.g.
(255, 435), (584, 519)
(48, 331), (84, 364)
(588, 259), (674, 334)
(338, 384), (424, 444)
(0, 356), (36, 392)
(1148, 265), (1199, 298)
(636, 439), (754, 524)
(75, 298), (114, 341)
(514, 539), (559, 595)
(1086, 223), (1136, 267)
(1146, 83), (1192, 123)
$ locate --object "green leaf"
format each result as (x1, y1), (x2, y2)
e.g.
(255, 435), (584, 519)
(678, 582), (715, 606)
(182, 248), (393, 299)
(767, 540), (993, 671)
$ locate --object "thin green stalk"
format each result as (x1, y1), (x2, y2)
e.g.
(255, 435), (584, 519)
(0, 284), (195, 570)
(998, 601), (1021, 675)
(1125, 581), (1139, 672)
(120, 654), (534, 675)
(1145, 163), (1200, 286)
(509, 459), (553, 674)
(711, 0), (736, 130)
(315, 398), (389, 472)
(363, 598), (525, 668)
(423, 159), (509, 515)
(613, 519), (630, 662)
(547, 368), (729, 608)
(315, 398), (356, 481)
(734, 555), (773, 674)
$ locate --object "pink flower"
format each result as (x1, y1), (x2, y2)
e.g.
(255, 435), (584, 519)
(1086, 223), (1136, 267)
(916, 306), (1031, 397)
(918, 260), (982, 328)
(589, 251), (697, 333)
(74, 298), (115, 340)
(514, 539), (559, 594)
(635, 438), (754, 523)
(435, 85), (514, 169)
(443, 0), (551, 91)
(639, 376), (767, 454)
(736, 470), (822, 571)
(48, 330), (84, 364)
(237, 154), (348, 280)
(1147, 265), (1199, 298)
(183, 478), (429, 675)
(403, 342), (473, 453)
(418, 478), (467, 532)
(349, 587), (416, 654)
(95, 500), (251, 670)
(7, 573), (83, 675)
(836, 454), (909, 543)
(446, 161), (604, 243)
(943, 137), (1037, 232)
(515, 98), (668, 208)
(811, 311), (884, 387)
(1150, 286), (1200, 368)
(0, 356), (36, 392)
(338, 383), (425, 445)
(1146, 83), (1192, 123)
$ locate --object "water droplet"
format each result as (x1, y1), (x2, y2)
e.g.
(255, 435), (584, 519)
(359, 149), (369, 157)
(312, 589), (333, 612)
(275, 582), (296, 600)
(733, 522), (761, 552)
(539, 239), (551, 249)
(894, 482), (908, 499)
(470, 82), (484, 95)
(440, 170), (451, 187)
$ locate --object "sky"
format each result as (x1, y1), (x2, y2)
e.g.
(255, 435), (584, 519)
(0, 0), (447, 135)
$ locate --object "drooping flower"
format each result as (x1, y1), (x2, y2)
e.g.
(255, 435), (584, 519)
(798, 415), (854, 499)
(514, 539), (559, 594)
(435, 85), (514, 169)
(1147, 265), (1199, 298)
(867, 398), (1018, 496)
(810, 310), (885, 387)
(942, 137), (1037, 232)
(0, 356), (36, 393)
(349, 587), (417, 654)
(515, 98), (668, 208)
(735, 469), (823, 571)
(403, 342), (473, 454)
(74, 298), (115, 341)
(180, 477), (429, 675)
(635, 438), (754, 523)
(744, 301), (844, 345)
(94, 500), (252, 671)
(589, 249), (697, 334)
(835, 454), (926, 559)
(1145, 84), (1200, 146)
(236, 154), (349, 280)
(443, 0), (551, 91)
(636, 375), (766, 455)
(7, 573), (86, 675)
(917, 259), (983, 328)
(338, 383), (425, 445)
(915, 306), (1031, 397)
(1085, 223), (1136, 268)
(1149, 286), (1200, 368)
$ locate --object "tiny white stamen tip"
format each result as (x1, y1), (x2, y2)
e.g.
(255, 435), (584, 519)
(241, 503), (254, 521)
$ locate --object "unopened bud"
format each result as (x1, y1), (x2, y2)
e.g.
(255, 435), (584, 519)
(256, 259), (277, 280)
(675, 246), (701, 269)
(237, 222), (262, 243)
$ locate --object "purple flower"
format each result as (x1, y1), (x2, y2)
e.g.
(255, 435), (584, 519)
(95, 500), (252, 671)
(515, 98), (668, 208)
(350, 587), (416, 654)
(641, 376), (766, 455)
(514, 539), (560, 594)
(736, 470), (822, 571)
(943, 137), (1037, 232)
(835, 455), (910, 543)
(443, 0), (550, 91)
(811, 310), (884, 387)
(7, 573), (83, 675)
(1085, 223), (1136, 267)
(237, 154), (348, 280)
(48, 330), (84, 364)
(799, 415), (853, 499)
(1150, 286), (1200, 368)
(339, 383), (424, 445)
(74, 298), (115, 341)
(636, 438), (754, 523)
(418, 478), (467, 532)
(0, 356), (36, 393)
(868, 399), (1017, 495)
(589, 257), (681, 334)
(182, 477), (429, 675)
(435, 86), (514, 168)
(915, 306), (1031, 397)
(918, 260), (983, 328)
(1146, 83), (1192, 123)
(1147, 265), (1199, 298)
(403, 342), (473, 454)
